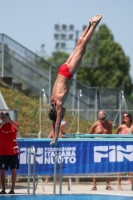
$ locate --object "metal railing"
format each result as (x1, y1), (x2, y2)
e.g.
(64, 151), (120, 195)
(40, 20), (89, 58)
(1, 34), (133, 123)
(53, 154), (63, 195)
(27, 146), (36, 196)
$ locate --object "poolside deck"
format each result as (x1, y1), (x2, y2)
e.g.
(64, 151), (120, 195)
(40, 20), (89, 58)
(1, 180), (133, 196)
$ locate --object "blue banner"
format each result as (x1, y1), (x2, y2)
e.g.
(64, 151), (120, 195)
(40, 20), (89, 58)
(8, 139), (133, 175)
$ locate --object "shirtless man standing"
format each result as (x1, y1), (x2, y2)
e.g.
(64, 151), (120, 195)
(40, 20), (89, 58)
(48, 14), (102, 146)
(89, 110), (113, 190)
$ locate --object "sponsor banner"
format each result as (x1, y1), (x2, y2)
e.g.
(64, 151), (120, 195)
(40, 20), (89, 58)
(7, 140), (133, 175)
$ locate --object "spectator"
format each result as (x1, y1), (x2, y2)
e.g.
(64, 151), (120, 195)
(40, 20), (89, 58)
(116, 112), (133, 190)
(45, 120), (67, 184)
(89, 110), (113, 190)
(0, 111), (19, 194)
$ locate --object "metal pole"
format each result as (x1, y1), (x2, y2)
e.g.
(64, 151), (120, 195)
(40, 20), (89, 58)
(33, 151), (36, 196)
(49, 65), (52, 105)
(53, 154), (63, 195)
(27, 150), (31, 195)
(95, 88), (97, 121)
(75, 30), (79, 47)
(121, 90), (128, 111)
(38, 94), (42, 138)
(131, 181), (133, 190)
(122, 81), (125, 93)
(68, 177), (72, 191)
(53, 155), (57, 195)
(39, 95), (41, 132)
(1, 34), (4, 77)
(72, 79), (76, 116)
(59, 156), (62, 195)
(38, 89), (46, 138)
(77, 90), (82, 133)
(27, 146), (36, 196)
(119, 91), (122, 125)
(71, 30), (79, 117)
(77, 91), (79, 133)
(87, 86), (90, 120)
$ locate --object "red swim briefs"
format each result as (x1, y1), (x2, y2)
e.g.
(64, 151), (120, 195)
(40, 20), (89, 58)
(58, 64), (73, 80)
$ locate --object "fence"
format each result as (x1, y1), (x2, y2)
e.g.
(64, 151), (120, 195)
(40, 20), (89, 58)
(0, 34), (133, 125)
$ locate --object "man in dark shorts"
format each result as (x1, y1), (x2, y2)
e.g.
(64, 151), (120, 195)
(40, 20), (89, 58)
(0, 111), (20, 194)
(48, 14), (102, 146)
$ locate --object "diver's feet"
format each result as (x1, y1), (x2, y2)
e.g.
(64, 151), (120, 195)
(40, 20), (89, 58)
(89, 14), (102, 29)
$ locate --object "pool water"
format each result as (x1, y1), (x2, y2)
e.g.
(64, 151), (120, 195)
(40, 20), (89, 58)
(0, 194), (133, 200)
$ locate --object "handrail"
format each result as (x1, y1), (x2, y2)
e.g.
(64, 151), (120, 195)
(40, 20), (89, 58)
(27, 146), (36, 196)
(0, 34), (54, 67)
(53, 154), (62, 195)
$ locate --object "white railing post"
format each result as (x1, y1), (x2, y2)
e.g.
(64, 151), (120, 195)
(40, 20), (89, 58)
(53, 154), (62, 195)
(27, 146), (36, 196)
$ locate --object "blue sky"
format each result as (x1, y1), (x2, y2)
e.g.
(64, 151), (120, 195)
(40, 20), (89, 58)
(1, 0), (133, 79)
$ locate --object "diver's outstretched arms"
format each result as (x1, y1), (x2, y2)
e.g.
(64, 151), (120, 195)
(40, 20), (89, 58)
(50, 138), (58, 147)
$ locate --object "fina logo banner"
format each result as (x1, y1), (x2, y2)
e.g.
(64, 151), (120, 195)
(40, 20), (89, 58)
(94, 145), (133, 162)
(19, 147), (76, 164)
(7, 140), (133, 175)
(44, 147), (76, 164)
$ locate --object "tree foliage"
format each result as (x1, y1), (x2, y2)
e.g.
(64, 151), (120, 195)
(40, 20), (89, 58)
(78, 24), (132, 95)
(47, 51), (69, 68)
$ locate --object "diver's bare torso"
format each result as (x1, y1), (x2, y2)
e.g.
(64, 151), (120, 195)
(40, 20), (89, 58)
(51, 74), (71, 106)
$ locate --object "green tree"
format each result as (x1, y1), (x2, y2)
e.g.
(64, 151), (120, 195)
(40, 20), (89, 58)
(47, 51), (69, 68)
(46, 51), (70, 76)
(37, 49), (69, 76)
(78, 24), (132, 95)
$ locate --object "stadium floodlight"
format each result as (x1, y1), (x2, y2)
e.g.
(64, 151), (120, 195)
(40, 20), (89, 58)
(69, 34), (73, 40)
(61, 43), (66, 49)
(61, 33), (66, 39)
(69, 24), (74, 30)
(55, 24), (60, 30)
(55, 42), (60, 49)
(54, 33), (59, 39)
(62, 24), (67, 30)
